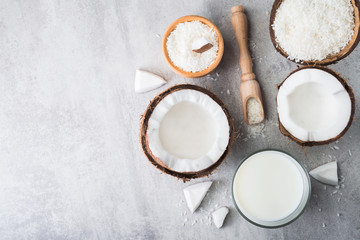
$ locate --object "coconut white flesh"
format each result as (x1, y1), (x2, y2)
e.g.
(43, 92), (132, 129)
(309, 161), (338, 186)
(147, 89), (230, 172)
(212, 207), (229, 228)
(134, 70), (166, 93)
(191, 37), (213, 53)
(277, 68), (351, 142)
(183, 181), (212, 213)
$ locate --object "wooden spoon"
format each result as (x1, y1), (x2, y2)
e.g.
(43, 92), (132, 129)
(231, 6), (265, 124)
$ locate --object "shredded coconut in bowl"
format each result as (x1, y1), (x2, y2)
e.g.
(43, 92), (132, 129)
(272, 0), (355, 62)
(166, 21), (219, 73)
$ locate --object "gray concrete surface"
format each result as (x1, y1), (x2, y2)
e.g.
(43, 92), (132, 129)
(0, 0), (359, 239)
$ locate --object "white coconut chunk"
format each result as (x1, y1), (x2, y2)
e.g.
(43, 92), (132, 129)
(192, 37), (213, 53)
(147, 89), (230, 172)
(277, 68), (351, 142)
(183, 181), (212, 213)
(310, 161), (338, 186)
(134, 70), (166, 93)
(212, 207), (229, 228)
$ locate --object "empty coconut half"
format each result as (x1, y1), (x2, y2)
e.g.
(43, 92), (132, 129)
(277, 66), (355, 146)
(140, 84), (234, 180)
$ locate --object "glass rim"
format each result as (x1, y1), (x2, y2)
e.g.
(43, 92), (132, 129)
(231, 148), (311, 229)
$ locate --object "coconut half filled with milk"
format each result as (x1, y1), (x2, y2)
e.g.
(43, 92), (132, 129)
(277, 67), (355, 146)
(140, 84), (234, 180)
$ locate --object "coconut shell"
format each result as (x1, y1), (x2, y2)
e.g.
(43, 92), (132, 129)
(269, 0), (360, 65)
(140, 84), (235, 181)
(277, 66), (355, 147)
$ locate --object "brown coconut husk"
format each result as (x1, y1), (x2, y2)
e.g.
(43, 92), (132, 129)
(277, 66), (355, 147)
(140, 84), (235, 182)
(269, 0), (360, 65)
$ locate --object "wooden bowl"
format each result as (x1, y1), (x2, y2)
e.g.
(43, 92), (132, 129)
(269, 0), (360, 65)
(162, 15), (224, 78)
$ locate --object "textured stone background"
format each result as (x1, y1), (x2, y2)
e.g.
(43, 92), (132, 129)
(0, 0), (359, 239)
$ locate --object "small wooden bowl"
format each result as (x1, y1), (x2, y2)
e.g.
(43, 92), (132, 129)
(162, 15), (224, 78)
(269, 0), (360, 65)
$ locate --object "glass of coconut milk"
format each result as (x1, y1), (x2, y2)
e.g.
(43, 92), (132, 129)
(232, 149), (311, 228)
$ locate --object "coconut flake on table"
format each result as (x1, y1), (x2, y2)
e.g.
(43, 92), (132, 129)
(183, 181), (212, 213)
(272, 0), (355, 61)
(212, 207), (229, 229)
(134, 70), (166, 93)
(166, 21), (219, 73)
(309, 161), (338, 186)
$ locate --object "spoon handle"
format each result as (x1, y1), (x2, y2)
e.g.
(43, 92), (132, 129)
(231, 6), (255, 82)
(231, 6), (265, 124)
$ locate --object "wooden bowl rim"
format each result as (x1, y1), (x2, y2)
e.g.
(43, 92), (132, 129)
(269, 0), (360, 66)
(162, 15), (224, 78)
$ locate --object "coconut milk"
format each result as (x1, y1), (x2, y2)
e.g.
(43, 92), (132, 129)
(233, 150), (304, 222)
(159, 101), (216, 159)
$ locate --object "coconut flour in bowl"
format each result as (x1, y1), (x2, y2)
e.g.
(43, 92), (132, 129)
(272, 0), (356, 62)
(166, 21), (219, 73)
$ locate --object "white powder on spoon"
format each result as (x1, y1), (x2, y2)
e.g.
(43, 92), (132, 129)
(166, 21), (219, 73)
(247, 98), (263, 124)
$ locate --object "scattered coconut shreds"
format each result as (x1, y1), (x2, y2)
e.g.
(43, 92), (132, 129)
(183, 181), (212, 213)
(348, 149), (352, 156)
(322, 223), (326, 228)
(134, 70), (166, 93)
(212, 207), (229, 229)
(334, 146), (340, 150)
(309, 161), (338, 186)
(247, 123), (265, 139)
